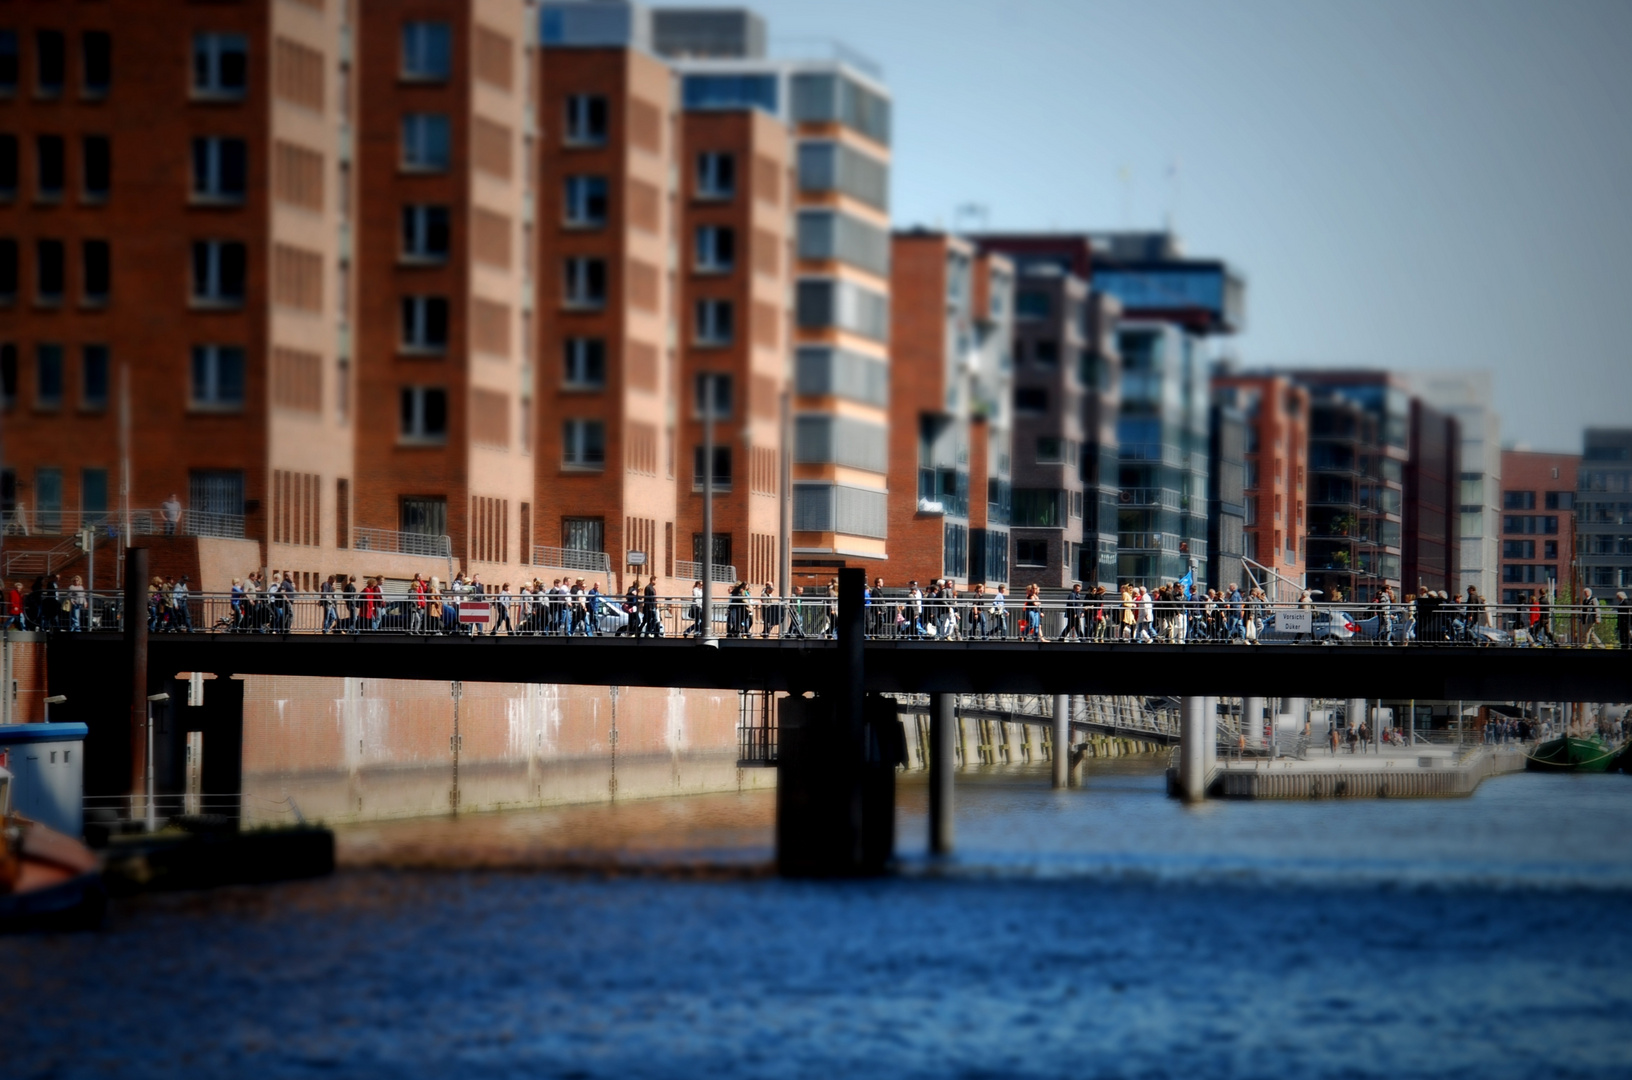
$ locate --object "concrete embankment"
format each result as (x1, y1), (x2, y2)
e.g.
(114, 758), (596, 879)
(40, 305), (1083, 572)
(898, 710), (1164, 770)
(1198, 745), (1527, 799)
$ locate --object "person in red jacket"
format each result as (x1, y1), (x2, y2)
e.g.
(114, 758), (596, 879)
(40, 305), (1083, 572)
(410, 573), (427, 633)
(5, 582), (23, 629)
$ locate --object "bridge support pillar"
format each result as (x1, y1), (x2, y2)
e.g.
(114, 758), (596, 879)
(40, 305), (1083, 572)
(1051, 694), (1071, 788)
(929, 693), (954, 854)
(1203, 697), (1219, 776)
(1243, 696), (1266, 748)
(1178, 696), (1212, 802)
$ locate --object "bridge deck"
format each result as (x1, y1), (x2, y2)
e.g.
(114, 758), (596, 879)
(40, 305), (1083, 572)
(45, 632), (1632, 702)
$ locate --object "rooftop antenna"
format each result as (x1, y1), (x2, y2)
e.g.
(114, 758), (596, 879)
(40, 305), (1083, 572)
(953, 202), (988, 234)
(1165, 156), (1181, 235)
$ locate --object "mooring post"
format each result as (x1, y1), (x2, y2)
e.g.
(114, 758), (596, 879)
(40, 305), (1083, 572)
(1051, 693), (1070, 788)
(1243, 696), (1266, 748)
(929, 692), (954, 854)
(1178, 696), (1208, 802)
(124, 546), (148, 820)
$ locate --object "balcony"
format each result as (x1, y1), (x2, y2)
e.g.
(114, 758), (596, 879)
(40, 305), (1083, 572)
(532, 546), (612, 574)
(355, 528), (451, 559)
(675, 559), (737, 583)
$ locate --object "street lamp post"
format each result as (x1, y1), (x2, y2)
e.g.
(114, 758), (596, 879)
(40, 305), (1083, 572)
(700, 374), (716, 648)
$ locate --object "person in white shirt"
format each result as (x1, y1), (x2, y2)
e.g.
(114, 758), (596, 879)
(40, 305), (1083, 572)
(990, 584), (1008, 638)
(67, 574), (88, 631)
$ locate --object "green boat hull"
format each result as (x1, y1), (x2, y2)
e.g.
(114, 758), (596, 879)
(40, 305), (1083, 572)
(1526, 736), (1621, 773)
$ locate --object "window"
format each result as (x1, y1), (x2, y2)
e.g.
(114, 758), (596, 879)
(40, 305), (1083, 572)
(400, 297), (449, 352)
(1545, 491), (1573, 510)
(0, 344), (14, 408)
(562, 419), (605, 468)
(35, 344), (64, 407)
(0, 136), (15, 200)
(81, 469), (108, 523)
(563, 257), (606, 308)
(192, 240), (246, 304)
(193, 33), (247, 97)
(401, 205), (449, 260)
(82, 240), (109, 304)
(692, 446), (732, 490)
(81, 345), (109, 408)
(192, 137), (247, 200)
(1016, 291), (1051, 320)
(0, 32), (15, 95)
(1503, 539), (1535, 560)
(563, 339), (604, 389)
(36, 240), (64, 303)
(693, 373), (733, 418)
(563, 176), (607, 227)
(695, 299), (733, 345)
(562, 517), (604, 553)
(795, 279), (888, 341)
(401, 115), (450, 172)
(1012, 489), (1066, 527)
(1031, 339), (1059, 368)
(683, 74), (778, 113)
(695, 225), (734, 272)
(191, 345), (245, 407)
(696, 152), (735, 198)
(81, 31), (110, 97)
(1016, 538), (1049, 567)
(1014, 387), (1047, 415)
(401, 496), (448, 537)
(1036, 437), (1064, 463)
(564, 95), (608, 146)
(796, 210), (891, 277)
(1544, 540), (1558, 559)
(1502, 491), (1535, 510)
(401, 23), (452, 80)
(82, 136), (109, 200)
(36, 30), (65, 97)
(399, 387), (448, 442)
(37, 135), (64, 199)
(0, 239), (14, 302)
(34, 468), (62, 533)
(795, 141), (888, 210)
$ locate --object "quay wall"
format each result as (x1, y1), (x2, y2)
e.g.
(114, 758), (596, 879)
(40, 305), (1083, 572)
(896, 710), (1165, 770)
(237, 677), (772, 825)
(1210, 746), (1526, 800)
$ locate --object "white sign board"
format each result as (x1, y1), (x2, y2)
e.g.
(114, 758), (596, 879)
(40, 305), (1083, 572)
(627, 550), (647, 566)
(1277, 610), (1313, 634)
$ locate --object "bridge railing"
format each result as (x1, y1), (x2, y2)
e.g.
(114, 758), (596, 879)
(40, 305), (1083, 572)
(12, 593), (1624, 649)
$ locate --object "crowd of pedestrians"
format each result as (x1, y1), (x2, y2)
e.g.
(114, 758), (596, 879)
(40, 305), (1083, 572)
(9, 568), (1632, 648)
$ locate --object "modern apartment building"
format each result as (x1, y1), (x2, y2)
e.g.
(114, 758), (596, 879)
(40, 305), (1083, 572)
(1576, 429), (1632, 594)
(1210, 372), (1309, 590)
(536, 2), (683, 588)
(1498, 449), (1577, 605)
(1288, 371), (1413, 602)
(1, 0), (363, 592)
(674, 100), (792, 588)
(356, 0), (534, 579)
(1411, 371), (1501, 602)
(653, 14), (894, 580)
(1404, 398), (1460, 596)
(871, 231), (1013, 588)
(971, 234), (1122, 589)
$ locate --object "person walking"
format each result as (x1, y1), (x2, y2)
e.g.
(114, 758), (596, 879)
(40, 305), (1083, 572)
(760, 582), (778, 639)
(172, 575), (192, 633)
(410, 573), (427, 634)
(621, 578), (641, 637)
(1616, 591), (1632, 649)
(320, 575), (337, 633)
(1581, 587), (1605, 647)
(1022, 583), (1042, 639)
(66, 574), (87, 631)
(640, 576), (660, 638)
(490, 582), (513, 636)
(161, 493), (182, 537)
(1061, 582), (1086, 641)
(4, 581), (23, 630)
(685, 580), (704, 637)
(991, 584), (1009, 639)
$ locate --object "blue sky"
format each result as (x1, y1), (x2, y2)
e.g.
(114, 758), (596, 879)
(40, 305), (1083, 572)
(740, 0), (1632, 451)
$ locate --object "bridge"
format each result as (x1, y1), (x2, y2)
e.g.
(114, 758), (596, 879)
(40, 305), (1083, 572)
(37, 555), (1632, 878)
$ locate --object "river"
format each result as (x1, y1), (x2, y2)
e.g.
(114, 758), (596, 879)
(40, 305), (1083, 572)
(5, 760), (1632, 1078)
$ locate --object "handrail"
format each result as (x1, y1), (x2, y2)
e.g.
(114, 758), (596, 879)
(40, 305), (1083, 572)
(23, 591), (1622, 648)
(353, 528), (451, 558)
(531, 546), (612, 574)
(675, 559), (738, 583)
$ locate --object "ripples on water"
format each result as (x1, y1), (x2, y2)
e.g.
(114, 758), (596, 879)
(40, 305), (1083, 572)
(5, 764), (1632, 1079)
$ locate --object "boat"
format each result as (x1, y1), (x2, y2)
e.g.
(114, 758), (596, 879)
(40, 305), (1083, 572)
(1524, 735), (1622, 774)
(0, 767), (106, 932)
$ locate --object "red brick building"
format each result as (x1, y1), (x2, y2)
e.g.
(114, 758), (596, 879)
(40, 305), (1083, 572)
(1211, 373), (1308, 586)
(1498, 449), (1577, 606)
(675, 106), (791, 589)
